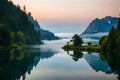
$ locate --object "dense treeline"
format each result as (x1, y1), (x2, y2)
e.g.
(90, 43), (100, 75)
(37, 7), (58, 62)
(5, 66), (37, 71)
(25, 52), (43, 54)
(99, 18), (120, 53)
(0, 0), (41, 47)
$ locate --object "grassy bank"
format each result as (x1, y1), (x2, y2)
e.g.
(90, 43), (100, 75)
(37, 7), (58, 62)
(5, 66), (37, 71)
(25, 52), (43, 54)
(63, 44), (101, 52)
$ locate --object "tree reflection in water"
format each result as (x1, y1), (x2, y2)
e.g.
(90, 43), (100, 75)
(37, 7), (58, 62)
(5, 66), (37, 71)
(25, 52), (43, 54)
(100, 51), (120, 80)
(0, 48), (41, 80)
(67, 49), (83, 62)
(66, 49), (120, 80)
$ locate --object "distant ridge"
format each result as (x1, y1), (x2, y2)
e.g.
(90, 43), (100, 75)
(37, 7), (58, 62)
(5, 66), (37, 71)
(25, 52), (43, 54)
(41, 29), (59, 40)
(81, 16), (119, 35)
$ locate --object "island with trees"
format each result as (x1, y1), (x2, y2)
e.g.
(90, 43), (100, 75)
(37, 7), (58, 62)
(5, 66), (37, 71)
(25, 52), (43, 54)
(63, 34), (100, 52)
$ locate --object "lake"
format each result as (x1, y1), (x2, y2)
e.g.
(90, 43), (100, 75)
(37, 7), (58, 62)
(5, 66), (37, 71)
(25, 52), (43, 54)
(0, 38), (118, 80)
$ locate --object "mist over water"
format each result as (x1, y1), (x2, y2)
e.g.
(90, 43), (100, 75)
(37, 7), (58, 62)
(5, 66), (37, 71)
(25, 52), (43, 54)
(55, 33), (99, 44)
(55, 33), (81, 38)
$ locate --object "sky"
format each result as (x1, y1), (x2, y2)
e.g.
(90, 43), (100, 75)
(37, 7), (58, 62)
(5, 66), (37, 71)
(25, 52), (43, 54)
(12, 0), (120, 33)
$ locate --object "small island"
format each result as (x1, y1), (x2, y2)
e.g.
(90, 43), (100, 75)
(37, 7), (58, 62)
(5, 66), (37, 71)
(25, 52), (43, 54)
(63, 34), (101, 52)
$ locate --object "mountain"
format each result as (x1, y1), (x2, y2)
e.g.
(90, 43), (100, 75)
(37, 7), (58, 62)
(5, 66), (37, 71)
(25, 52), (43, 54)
(41, 29), (59, 40)
(81, 16), (119, 38)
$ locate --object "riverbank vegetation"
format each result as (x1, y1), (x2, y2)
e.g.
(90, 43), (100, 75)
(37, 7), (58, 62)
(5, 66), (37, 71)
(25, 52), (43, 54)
(63, 44), (100, 52)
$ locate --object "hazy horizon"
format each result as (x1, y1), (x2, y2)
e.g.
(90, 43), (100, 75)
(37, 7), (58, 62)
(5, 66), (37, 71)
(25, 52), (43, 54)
(12, 0), (120, 33)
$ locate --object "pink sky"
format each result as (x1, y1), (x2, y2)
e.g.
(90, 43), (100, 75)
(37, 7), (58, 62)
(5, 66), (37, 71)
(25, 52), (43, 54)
(12, 0), (120, 33)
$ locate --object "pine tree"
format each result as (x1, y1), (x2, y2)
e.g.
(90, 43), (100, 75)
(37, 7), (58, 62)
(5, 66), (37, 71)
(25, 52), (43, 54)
(23, 5), (26, 13)
(117, 18), (120, 31)
(72, 34), (83, 46)
(107, 27), (116, 52)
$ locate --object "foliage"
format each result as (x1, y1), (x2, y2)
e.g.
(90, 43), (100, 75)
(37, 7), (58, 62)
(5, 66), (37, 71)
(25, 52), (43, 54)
(63, 44), (100, 52)
(99, 18), (120, 53)
(0, 48), (41, 80)
(99, 36), (107, 45)
(94, 18), (120, 79)
(0, 0), (41, 46)
(63, 34), (100, 52)
(88, 42), (92, 46)
(100, 36), (108, 51)
(108, 27), (116, 52)
(23, 5), (26, 13)
(16, 31), (24, 42)
(72, 34), (83, 46)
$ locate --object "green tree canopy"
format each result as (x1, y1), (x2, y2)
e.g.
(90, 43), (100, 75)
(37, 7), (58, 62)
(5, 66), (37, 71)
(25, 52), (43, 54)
(99, 18), (120, 53)
(72, 34), (83, 46)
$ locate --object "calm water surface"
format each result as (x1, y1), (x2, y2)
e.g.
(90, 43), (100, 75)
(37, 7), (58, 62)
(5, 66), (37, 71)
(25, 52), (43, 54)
(0, 39), (118, 80)
(26, 39), (117, 80)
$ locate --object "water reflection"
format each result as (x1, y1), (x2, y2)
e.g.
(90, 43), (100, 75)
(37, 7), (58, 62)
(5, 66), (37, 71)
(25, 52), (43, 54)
(66, 49), (120, 80)
(0, 39), (120, 80)
(100, 51), (120, 80)
(67, 50), (83, 62)
(0, 48), (41, 80)
(0, 45), (58, 80)
(83, 53), (113, 74)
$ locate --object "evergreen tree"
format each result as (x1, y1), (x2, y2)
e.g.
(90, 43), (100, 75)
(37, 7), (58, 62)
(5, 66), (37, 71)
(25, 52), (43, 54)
(72, 34), (83, 46)
(88, 42), (92, 46)
(100, 17), (120, 53)
(116, 36), (120, 52)
(107, 27), (116, 52)
(99, 36), (107, 46)
(23, 5), (26, 13)
(117, 18), (120, 30)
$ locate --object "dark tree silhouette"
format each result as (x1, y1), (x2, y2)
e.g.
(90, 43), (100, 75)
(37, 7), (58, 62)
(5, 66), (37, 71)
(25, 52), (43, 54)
(23, 5), (26, 13)
(72, 34), (83, 46)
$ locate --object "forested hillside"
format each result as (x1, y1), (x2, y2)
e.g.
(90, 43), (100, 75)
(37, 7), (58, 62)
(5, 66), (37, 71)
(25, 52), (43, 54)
(99, 18), (120, 53)
(0, 0), (41, 47)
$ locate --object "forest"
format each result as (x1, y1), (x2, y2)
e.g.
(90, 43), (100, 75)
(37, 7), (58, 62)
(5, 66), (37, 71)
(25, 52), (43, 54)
(0, 0), (41, 48)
